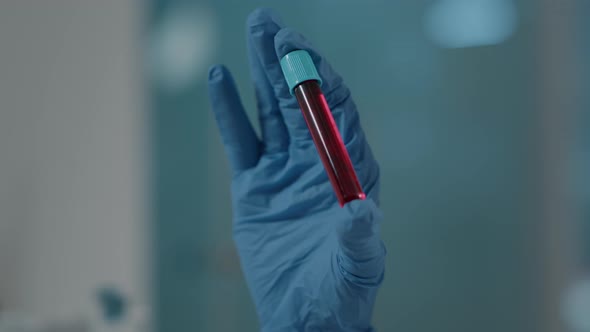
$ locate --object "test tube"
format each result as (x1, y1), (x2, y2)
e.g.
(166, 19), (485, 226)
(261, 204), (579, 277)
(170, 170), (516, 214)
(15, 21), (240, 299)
(280, 50), (366, 207)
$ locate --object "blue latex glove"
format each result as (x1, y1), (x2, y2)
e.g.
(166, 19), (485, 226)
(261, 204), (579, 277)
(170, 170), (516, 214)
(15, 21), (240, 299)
(208, 8), (385, 331)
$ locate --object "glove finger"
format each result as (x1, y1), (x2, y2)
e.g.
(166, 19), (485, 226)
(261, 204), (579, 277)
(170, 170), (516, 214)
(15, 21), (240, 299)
(246, 9), (289, 153)
(336, 198), (386, 287)
(246, 8), (311, 142)
(208, 65), (260, 173)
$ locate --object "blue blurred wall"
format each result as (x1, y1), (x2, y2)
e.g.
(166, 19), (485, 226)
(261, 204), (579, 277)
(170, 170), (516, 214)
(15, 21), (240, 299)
(147, 1), (588, 331)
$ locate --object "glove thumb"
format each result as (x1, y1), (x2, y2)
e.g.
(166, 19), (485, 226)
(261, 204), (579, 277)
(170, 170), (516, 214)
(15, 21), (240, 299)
(336, 198), (386, 287)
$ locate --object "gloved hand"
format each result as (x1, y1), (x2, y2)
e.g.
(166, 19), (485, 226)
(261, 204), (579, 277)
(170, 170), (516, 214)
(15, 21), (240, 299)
(207, 8), (385, 331)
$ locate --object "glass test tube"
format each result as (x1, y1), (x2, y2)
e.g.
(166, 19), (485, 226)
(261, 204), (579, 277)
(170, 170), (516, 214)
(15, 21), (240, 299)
(280, 50), (366, 206)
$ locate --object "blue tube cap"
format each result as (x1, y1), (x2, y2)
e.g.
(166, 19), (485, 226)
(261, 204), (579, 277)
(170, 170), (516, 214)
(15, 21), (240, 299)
(279, 50), (323, 95)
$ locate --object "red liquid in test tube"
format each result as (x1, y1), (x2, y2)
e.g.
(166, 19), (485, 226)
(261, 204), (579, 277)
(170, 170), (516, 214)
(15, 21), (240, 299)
(281, 50), (365, 207)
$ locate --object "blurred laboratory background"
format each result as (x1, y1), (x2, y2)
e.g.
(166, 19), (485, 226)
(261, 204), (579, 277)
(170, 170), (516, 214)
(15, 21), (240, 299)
(0, 0), (588, 331)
